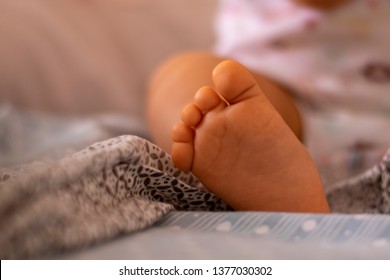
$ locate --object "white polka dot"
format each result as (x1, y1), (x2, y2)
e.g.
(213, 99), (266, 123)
(344, 230), (352, 237)
(216, 221), (232, 232)
(254, 225), (270, 235)
(301, 219), (317, 232)
(353, 215), (368, 220)
(372, 238), (388, 248)
(169, 226), (182, 231)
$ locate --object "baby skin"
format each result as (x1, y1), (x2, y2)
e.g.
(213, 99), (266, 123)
(171, 61), (330, 213)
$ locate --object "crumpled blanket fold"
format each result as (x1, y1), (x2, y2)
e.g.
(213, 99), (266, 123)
(327, 148), (390, 214)
(0, 135), (231, 259)
(1, 134), (390, 259)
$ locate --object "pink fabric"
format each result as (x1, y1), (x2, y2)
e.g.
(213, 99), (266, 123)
(214, 0), (390, 184)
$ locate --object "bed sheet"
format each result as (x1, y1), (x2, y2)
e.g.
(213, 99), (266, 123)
(62, 211), (390, 259)
(1, 105), (390, 259)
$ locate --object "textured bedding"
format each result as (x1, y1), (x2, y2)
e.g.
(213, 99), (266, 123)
(0, 134), (230, 259)
(64, 211), (390, 259)
(1, 107), (390, 259)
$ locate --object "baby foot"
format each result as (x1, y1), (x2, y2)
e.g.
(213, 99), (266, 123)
(172, 60), (329, 213)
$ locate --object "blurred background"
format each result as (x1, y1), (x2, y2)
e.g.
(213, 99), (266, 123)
(0, 0), (217, 120)
(0, 0), (218, 165)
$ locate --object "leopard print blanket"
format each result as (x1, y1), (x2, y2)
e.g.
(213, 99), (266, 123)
(0, 135), (389, 259)
(0, 136), (230, 259)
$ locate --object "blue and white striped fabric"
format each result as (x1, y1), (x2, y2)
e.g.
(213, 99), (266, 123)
(158, 212), (390, 245)
(64, 211), (390, 259)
